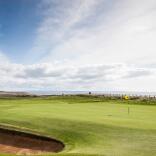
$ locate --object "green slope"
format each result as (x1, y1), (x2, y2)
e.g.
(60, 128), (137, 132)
(0, 96), (156, 156)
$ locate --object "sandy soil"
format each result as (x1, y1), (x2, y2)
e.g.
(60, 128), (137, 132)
(0, 128), (64, 155)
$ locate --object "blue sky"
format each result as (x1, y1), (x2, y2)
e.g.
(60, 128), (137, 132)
(0, 0), (41, 63)
(0, 0), (156, 91)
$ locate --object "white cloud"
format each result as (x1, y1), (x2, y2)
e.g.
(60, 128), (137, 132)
(29, 0), (156, 67)
(0, 51), (9, 64)
(0, 62), (155, 91)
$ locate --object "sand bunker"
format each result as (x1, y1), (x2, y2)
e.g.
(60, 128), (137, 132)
(0, 127), (64, 155)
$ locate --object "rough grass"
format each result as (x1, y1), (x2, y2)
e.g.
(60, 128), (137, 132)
(0, 96), (156, 156)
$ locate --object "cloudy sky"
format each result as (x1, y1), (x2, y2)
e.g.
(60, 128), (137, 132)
(0, 0), (156, 91)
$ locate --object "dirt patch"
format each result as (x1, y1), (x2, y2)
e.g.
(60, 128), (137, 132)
(0, 127), (64, 155)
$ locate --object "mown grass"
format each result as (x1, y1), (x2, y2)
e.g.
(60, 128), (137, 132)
(0, 95), (156, 156)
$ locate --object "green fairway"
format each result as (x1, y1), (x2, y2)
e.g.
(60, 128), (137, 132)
(0, 96), (156, 156)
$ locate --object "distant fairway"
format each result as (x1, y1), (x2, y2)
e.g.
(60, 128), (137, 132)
(0, 96), (156, 156)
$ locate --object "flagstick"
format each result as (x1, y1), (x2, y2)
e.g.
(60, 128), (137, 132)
(128, 107), (130, 115)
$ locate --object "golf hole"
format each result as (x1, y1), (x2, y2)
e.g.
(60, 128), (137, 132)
(0, 127), (64, 155)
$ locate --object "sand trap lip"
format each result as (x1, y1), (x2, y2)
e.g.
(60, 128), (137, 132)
(0, 127), (64, 155)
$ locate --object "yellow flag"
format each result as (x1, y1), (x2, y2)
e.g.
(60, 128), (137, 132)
(124, 95), (129, 100)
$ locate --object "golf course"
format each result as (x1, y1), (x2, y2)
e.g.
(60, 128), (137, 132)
(0, 95), (156, 156)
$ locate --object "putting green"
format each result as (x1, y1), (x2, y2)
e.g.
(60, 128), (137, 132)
(0, 96), (156, 156)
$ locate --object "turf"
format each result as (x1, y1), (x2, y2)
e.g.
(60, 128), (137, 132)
(0, 96), (156, 156)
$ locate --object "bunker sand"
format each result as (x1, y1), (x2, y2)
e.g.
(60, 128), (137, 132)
(0, 128), (64, 155)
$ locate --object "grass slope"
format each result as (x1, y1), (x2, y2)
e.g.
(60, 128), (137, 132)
(0, 96), (156, 156)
